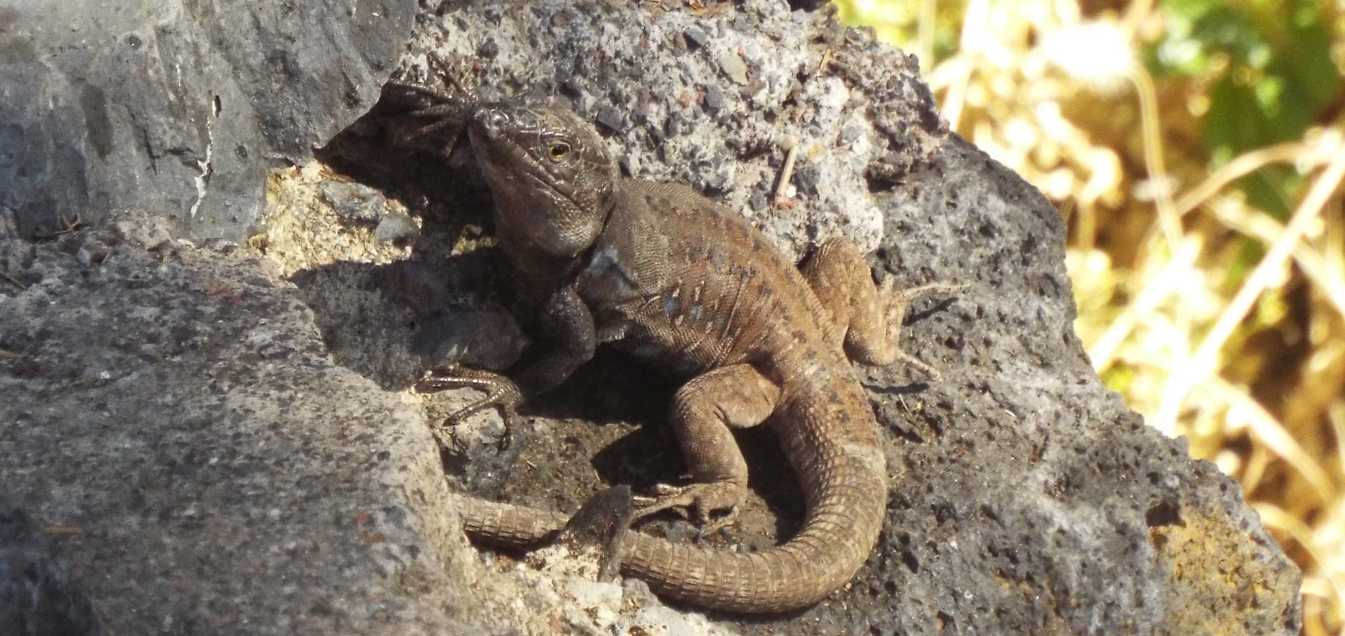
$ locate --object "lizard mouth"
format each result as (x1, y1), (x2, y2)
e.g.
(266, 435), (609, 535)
(468, 107), (551, 181)
(470, 106), (516, 139)
(468, 128), (560, 200)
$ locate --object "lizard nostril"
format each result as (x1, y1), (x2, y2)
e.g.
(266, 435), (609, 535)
(476, 109), (509, 136)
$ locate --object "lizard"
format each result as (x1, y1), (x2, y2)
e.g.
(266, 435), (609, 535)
(414, 99), (961, 613)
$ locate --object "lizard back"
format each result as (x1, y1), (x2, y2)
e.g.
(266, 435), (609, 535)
(470, 179), (891, 612)
(436, 102), (943, 613)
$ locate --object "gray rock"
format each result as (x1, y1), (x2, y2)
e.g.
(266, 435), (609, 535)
(0, 0), (415, 242)
(703, 85), (727, 112)
(749, 191), (769, 211)
(334, 1), (1297, 633)
(834, 134), (1300, 635)
(399, 0), (937, 256)
(0, 499), (102, 636)
(684, 27), (709, 50)
(0, 0), (1301, 633)
(717, 49), (749, 85)
(319, 180), (390, 224)
(0, 216), (486, 633)
(374, 212), (419, 243)
(0, 211), (710, 633)
(596, 107), (628, 135)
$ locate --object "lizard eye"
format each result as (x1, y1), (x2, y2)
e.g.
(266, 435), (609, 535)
(547, 141), (571, 161)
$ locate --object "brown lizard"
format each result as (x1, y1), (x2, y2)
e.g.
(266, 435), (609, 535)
(416, 100), (960, 613)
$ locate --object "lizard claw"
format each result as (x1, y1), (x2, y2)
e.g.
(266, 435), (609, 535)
(632, 484), (691, 519)
(631, 481), (743, 538)
(881, 279), (968, 380)
(415, 365), (523, 451)
(697, 507), (739, 540)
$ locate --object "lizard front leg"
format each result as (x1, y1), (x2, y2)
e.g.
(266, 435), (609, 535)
(633, 364), (781, 536)
(417, 285), (596, 449)
(801, 237), (964, 377)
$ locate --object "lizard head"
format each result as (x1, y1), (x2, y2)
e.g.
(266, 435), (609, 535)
(468, 103), (619, 259)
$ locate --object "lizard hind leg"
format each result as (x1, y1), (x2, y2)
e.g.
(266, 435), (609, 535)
(415, 365), (524, 450)
(633, 364), (781, 536)
(800, 237), (963, 375)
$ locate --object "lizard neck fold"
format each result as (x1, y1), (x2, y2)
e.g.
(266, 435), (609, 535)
(576, 190), (669, 306)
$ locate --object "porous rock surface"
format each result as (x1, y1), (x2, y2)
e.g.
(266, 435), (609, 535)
(388, 0), (944, 262)
(0, 212), (716, 634)
(0, 215), (480, 633)
(0, 499), (101, 635)
(0, 0), (1300, 634)
(0, 0), (415, 241)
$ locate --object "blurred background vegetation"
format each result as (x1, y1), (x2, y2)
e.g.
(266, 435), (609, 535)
(833, 0), (1345, 633)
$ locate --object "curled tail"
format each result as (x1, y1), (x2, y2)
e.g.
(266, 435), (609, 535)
(451, 447), (886, 613)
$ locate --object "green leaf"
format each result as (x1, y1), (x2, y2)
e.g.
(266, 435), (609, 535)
(1153, 0), (1340, 216)
(1237, 166), (1298, 219)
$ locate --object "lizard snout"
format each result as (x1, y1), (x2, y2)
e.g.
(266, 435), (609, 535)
(471, 107), (511, 140)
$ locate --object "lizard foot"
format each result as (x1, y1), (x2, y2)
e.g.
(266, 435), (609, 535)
(415, 365), (522, 450)
(632, 481), (744, 538)
(881, 279), (967, 380)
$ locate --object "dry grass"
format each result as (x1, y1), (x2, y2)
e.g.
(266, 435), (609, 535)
(836, 0), (1345, 633)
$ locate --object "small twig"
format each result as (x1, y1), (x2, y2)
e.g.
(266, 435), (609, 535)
(0, 271), (26, 290)
(917, 0), (935, 72)
(1173, 140), (1313, 218)
(1129, 66), (1182, 254)
(772, 140), (799, 208)
(1153, 140), (1345, 432)
(32, 211), (85, 240)
(44, 525), (84, 537)
(55, 211), (84, 235)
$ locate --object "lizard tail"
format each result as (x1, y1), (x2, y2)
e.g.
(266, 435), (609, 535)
(451, 443), (887, 613)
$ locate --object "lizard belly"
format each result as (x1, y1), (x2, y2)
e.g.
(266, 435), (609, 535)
(599, 307), (715, 378)
(606, 324), (703, 377)
(603, 268), (775, 378)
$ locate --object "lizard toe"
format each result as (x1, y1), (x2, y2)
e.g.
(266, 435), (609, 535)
(416, 365), (523, 450)
(695, 505), (739, 540)
(632, 481), (745, 534)
(880, 281), (967, 379)
(632, 484), (696, 519)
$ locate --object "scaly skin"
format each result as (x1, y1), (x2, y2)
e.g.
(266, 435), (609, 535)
(420, 101), (958, 613)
